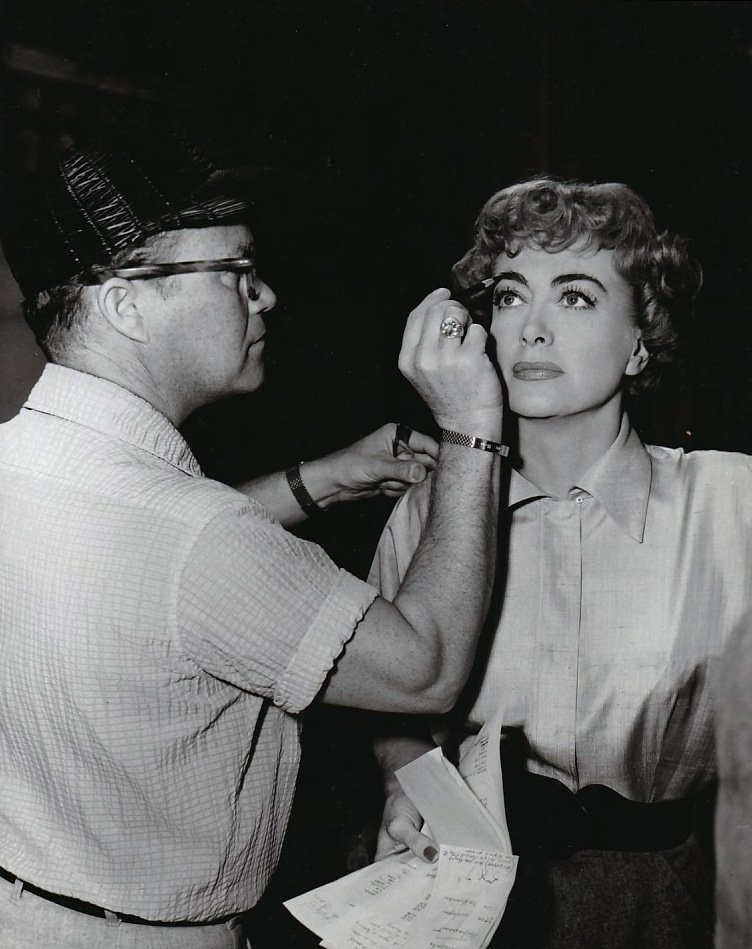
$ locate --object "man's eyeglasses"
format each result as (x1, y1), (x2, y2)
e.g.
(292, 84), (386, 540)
(83, 257), (261, 301)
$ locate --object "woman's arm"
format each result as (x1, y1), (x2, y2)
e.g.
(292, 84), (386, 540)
(374, 731), (439, 862)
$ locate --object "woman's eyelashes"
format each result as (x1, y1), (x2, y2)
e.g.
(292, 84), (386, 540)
(492, 284), (598, 311)
(492, 285), (525, 309)
(559, 285), (597, 309)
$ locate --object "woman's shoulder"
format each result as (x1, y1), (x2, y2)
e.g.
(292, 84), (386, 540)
(646, 442), (752, 485)
(388, 471), (434, 522)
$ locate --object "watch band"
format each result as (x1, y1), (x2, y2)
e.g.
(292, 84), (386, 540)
(439, 428), (510, 457)
(285, 463), (324, 517)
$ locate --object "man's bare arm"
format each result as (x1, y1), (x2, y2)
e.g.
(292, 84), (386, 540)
(234, 425), (437, 527)
(317, 289), (503, 713)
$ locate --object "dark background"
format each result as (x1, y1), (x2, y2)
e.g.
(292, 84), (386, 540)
(1, 2), (751, 944)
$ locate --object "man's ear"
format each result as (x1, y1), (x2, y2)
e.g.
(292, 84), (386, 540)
(625, 337), (649, 377)
(94, 278), (150, 343)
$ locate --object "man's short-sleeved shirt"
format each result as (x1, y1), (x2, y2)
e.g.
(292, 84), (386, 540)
(370, 418), (752, 802)
(0, 364), (377, 922)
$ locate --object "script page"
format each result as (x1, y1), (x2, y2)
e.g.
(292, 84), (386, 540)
(284, 718), (517, 949)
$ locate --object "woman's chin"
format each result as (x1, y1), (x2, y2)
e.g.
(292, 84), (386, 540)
(509, 397), (563, 420)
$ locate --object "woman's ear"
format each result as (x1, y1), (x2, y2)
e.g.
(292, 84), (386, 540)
(625, 337), (649, 377)
(95, 278), (150, 343)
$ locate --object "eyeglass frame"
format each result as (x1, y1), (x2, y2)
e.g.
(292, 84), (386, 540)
(82, 257), (261, 301)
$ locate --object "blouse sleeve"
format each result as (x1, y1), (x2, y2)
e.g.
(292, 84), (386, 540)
(367, 477), (432, 601)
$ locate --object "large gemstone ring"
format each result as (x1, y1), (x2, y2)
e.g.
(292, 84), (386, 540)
(439, 315), (464, 338)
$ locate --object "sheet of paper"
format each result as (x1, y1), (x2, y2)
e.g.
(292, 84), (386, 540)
(318, 855), (437, 949)
(403, 845), (518, 949)
(395, 747), (503, 851)
(284, 851), (431, 941)
(285, 720), (518, 949)
(456, 717), (511, 852)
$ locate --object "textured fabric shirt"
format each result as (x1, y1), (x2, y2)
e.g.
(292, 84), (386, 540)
(0, 364), (378, 922)
(370, 419), (752, 802)
(715, 607), (752, 949)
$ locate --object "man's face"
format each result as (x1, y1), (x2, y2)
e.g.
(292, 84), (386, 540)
(146, 225), (275, 412)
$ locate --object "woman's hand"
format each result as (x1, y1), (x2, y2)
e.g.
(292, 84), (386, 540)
(375, 786), (438, 864)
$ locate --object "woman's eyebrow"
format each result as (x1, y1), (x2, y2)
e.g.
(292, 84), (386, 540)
(552, 273), (607, 293)
(457, 269), (527, 303)
(494, 270), (529, 286)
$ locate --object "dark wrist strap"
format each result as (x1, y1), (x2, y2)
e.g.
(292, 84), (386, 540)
(439, 428), (509, 457)
(286, 463), (324, 517)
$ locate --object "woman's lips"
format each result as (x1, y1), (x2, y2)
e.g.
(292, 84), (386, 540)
(512, 361), (563, 380)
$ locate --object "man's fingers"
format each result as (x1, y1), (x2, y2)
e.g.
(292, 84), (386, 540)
(400, 288), (452, 356)
(437, 305), (469, 340)
(393, 461), (428, 484)
(461, 321), (490, 353)
(395, 450), (436, 471)
(416, 303), (470, 356)
(369, 458), (428, 486)
(405, 431), (439, 460)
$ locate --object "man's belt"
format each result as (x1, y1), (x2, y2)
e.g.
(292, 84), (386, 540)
(504, 772), (716, 859)
(0, 866), (232, 926)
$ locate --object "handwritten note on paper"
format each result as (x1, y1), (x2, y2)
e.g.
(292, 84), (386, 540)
(456, 719), (511, 852)
(284, 717), (518, 949)
(402, 846), (517, 949)
(321, 858), (437, 949)
(285, 851), (434, 942)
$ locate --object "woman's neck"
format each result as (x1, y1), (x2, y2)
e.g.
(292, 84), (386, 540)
(515, 401), (625, 498)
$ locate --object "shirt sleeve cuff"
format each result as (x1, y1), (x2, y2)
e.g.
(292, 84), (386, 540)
(274, 570), (379, 714)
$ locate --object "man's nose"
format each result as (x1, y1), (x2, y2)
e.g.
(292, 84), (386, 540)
(250, 279), (276, 314)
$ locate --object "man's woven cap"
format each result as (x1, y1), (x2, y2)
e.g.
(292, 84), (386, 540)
(1, 130), (256, 299)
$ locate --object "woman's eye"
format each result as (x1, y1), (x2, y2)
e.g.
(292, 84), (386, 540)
(493, 288), (523, 308)
(561, 289), (596, 309)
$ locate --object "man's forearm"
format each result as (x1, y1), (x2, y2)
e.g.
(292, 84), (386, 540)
(390, 428), (501, 708)
(234, 457), (340, 528)
(233, 423), (436, 527)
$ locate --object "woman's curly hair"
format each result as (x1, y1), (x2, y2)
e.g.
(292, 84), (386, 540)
(452, 178), (702, 394)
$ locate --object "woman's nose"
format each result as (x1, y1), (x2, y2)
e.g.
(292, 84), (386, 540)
(520, 304), (552, 346)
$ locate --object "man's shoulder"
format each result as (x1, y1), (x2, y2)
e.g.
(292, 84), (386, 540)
(146, 473), (275, 530)
(98, 459), (282, 540)
(0, 409), (274, 534)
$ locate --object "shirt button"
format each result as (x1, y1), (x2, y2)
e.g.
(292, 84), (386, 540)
(576, 497), (584, 504)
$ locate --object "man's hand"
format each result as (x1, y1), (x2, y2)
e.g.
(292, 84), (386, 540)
(324, 423), (438, 502)
(375, 786), (438, 863)
(399, 288), (503, 440)
(233, 423), (437, 526)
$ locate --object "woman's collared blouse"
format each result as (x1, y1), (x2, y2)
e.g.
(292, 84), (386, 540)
(370, 418), (752, 801)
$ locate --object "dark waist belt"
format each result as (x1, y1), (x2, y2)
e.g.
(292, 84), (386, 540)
(504, 773), (716, 859)
(0, 866), (230, 926)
